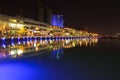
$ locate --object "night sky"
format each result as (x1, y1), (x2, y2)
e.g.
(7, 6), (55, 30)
(0, 0), (120, 35)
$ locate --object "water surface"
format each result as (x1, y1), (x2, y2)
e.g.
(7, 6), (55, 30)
(0, 38), (120, 80)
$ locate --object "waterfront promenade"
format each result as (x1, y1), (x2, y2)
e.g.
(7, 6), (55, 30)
(0, 14), (98, 39)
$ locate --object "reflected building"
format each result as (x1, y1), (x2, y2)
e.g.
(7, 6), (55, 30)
(0, 38), (98, 59)
(51, 47), (63, 60)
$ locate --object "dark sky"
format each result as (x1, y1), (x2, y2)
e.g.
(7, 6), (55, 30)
(0, 0), (120, 35)
(43, 0), (120, 35)
(0, 0), (38, 19)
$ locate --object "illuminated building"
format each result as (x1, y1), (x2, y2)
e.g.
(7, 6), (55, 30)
(51, 15), (64, 28)
(0, 14), (98, 38)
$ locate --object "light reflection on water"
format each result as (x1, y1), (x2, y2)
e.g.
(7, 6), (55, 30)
(1, 38), (120, 80)
(0, 38), (98, 80)
(0, 62), (45, 80)
(0, 38), (98, 59)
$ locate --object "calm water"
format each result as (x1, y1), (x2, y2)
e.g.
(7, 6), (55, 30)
(0, 38), (120, 80)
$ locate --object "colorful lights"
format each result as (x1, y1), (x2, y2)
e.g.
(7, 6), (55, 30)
(2, 37), (5, 40)
(51, 47), (63, 60)
(2, 37), (6, 48)
(2, 44), (6, 48)
(17, 49), (23, 55)
(0, 37), (98, 59)
(11, 37), (14, 39)
(10, 50), (16, 56)
(51, 15), (64, 28)
(18, 41), (21, 45)
(0, 14), (99, 39)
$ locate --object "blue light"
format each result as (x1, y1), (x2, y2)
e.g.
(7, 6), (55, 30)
(2, 37), (6, 46)
(23, 41), (26, 45)
(34, 39), (37, 42)
(27, 37), (29, 41)
(11, 42), (15, 46)
(2, 37), (6, 40)
(18, 37), (20, 43)
(55, 37), (58, 41)
(18, 37), (20, 40)
(11, 37), (14, 39)
(18, 41), (20, 45)
(11, 37), (14, 46)
(52, 15), (57, 26)
(51, 48), (63, 59)
(51, 15), (64, 28)
(34, 37), (37, 41)
(30, 37), (32, 41)
(2, 44), (6, 48)
(0, 62), (46, 80)
(40, 36), (42, 39)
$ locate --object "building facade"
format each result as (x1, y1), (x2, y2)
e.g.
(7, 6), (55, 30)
(51, 14), (64, 28)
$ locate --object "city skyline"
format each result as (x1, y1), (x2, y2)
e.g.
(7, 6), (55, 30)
(43, 0), (120, 35)
(0, 0), (120, 35)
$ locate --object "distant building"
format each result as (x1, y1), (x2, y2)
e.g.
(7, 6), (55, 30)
(37, 0), (52, 24)
(38, 7), (52, 24)
(37, 0), (44, 21)
(51, 14), (64, 28)
(43, 8), (52, 24)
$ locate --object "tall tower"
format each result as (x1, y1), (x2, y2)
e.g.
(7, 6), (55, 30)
(43, 7), (52, 24)
(37, 0), (44, 22)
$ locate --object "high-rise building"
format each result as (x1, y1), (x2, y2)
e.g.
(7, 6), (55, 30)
(37, 0), (52, 24)
(0, 0), (52, 24)
(43, 8), (52, 25)
(51, 14), (64, 28)
(37, 0), (43, 21)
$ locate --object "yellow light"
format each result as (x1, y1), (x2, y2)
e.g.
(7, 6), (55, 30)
(10, 50), (16, 55)
(36, 47), (39, 51)
(79, 40), (82, 46)
(65, 33), (69, 35)
(10, 23), (16, 27)
(17, 24), (24, 28)
(35, 27), (39, 30)
(10, 23), (24, 29)
(17, 49), (23, 55)
(72, 42), (75, 47)
(10, 19), (17, 22)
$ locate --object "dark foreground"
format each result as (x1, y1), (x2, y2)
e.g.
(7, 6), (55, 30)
(0, 38), (120, 80)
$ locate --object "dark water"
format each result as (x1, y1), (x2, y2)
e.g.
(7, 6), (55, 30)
(0, 38), (120, 80)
